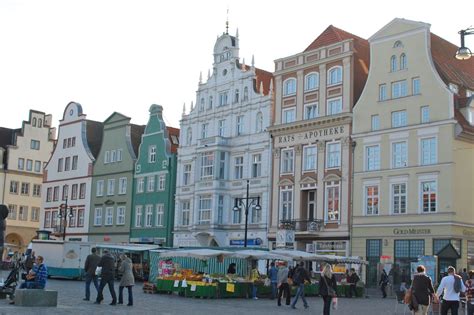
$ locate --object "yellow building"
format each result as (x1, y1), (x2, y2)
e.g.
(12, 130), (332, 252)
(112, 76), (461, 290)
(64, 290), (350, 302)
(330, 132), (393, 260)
(0, 110), (55, 253)
(351, 18), (474, 286)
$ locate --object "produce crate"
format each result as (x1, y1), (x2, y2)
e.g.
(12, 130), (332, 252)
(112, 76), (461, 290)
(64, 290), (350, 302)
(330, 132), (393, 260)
(143, 283), (156, 294)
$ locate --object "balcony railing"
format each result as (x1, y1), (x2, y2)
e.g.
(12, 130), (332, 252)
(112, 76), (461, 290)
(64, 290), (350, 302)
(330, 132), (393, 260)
(279, 219), (324, 232)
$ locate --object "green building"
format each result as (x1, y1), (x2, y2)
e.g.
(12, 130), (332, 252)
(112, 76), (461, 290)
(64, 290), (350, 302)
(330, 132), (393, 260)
(130, 105), (179, 246)
(89, 112), (144, 242)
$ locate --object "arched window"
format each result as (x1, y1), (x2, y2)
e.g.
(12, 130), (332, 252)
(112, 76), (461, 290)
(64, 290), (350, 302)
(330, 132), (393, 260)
(390, 55), (397, 72)
(243, 87), (249, 101)
(199, 98), (205, 111)
(32, 118), (37, 127)
(283, 78), (297, 96)
(208, 96), (213, 109)
(400, 53), (407, 70)
(327, 66), (342, 85)
(393, 41), (403, 48)
(304, 72), (319, 91)
(234, 89), (239, 103)
(186, 127), (192, 145)
(255, 112), (263, 132)
(38, 119), (42, 128)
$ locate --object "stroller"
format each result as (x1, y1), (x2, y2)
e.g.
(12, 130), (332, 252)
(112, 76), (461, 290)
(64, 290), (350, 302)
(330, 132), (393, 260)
(0, 259), (25, 300)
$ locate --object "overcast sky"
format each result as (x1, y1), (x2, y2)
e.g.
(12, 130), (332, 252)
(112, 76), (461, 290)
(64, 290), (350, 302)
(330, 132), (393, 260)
(0, 0), (472, 130)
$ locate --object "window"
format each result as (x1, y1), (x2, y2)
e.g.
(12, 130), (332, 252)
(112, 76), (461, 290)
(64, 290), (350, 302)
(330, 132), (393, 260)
(116, 206), (125, 225)
(107, 179), (115, 195)
(219, 91), (228, 106)
(282, 108), (296, 123)
(61, 184), (68, 200)
(200, 152), (214, 179)
(105, 207), (113, 226)
(392, 80), (408, 98)
(44, 211), (51, 228)
(379, 84), (387, 101)
(79, 183), (86, 199)
(25, 159), (32, 171)
(156, 204), (164, 226)
(326, 142), (341, 168)
(57, 158), (63, 172)
(186, 127), (192, 145)
(236, 116), (244, 135)
(327, 66), (342, 85)
(218, 120), (226, 137)
(21, 183), (30, 195)
(421, 137), (437, 165)
(243, 87), (249, 101)
(392, 183), (407, 214)
(104, 151), (110, 164)
(77, 209), (85, 227)
(31, 207), (39, 222)
(8, 205), (17, 220)
(304, 72), (319, 91)
(183, 164), (192, 185)
(421, 106), (430, 123)
(250, 202), (261, 224)
(281, 149), (294, 174)
(32, 118), (36, 127)
(51, 211), (58, 228)
(255, 112), (263, 132)
(400, 53), (407, 70)
(208, 96), (213, 109)
(18, 158), (24, 170)
(217, 195), (224, 224)
(137, 178), (144, 193)
(198, 196), (212, 224)
(392, 111), (407, 128)
(218, 152), (226, 180)
(10, 181), (18, 194)
(303, 145), (317, 171)
(392, 141), (408, 168)
(30, 140), (40, 150)
(325, 181), (340, 221)
(38, 119), (42, 128)
(94, 208), (102, 226)
(390, 55), (397, 72)
(366, 145), (380, 171)
(147, 176), (155, 192)
(145, 205), (153, 227)
(280, 187), (293, 221)
(19, 206), (28, 221)
(64, 157), (70, 171)
(135, 206), (143, 227)
(117, 149), (123, 162)
(111, 150), (117, 163)
(71, 184), (78, 200)
(394, 240), (425, 278)
(365, 185), (379, 215)
(148, 145), (156, 163)
(199, 98), (205, 111)
(371, 115), (380, 131)
(46, 187), (52, 201)
(119, 177), (127, 194)
(327, 98), (342, 115)
(158, 175), (165, 191)
(33, 184), (41, 197)
(53, 186), (59, 201)
(233, 198), (241, 224)
(34, 161), (41, 172)
(283, 78), (296, 95)
(234, 156), (244, 179)
(234, 89), (239, 103)
(201, 123), (208, 139)
(413, 78), (421, 95)
(68, 209), (76, 227)
(67, 138), (72, 148)
(181, 201), (190, 226)
(95, 180), (104, 196)
(251, 154), (262, 177)
(421, 181), (437, 213)
(304, 103), (318, 119)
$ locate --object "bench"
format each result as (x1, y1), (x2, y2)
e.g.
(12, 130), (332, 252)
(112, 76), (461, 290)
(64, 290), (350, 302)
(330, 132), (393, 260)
(14, 289), (58, 307)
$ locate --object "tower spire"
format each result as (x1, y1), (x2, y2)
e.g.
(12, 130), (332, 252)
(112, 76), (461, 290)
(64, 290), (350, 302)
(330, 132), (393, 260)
(225, 8), (229, 35)
(182, 102), (186, 116)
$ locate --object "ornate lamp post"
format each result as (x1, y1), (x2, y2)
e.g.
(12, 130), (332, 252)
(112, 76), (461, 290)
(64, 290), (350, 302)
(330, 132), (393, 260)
(233, 179), (261, 248)
(58, 199), (74, 241)
(455, 27), (474, 60)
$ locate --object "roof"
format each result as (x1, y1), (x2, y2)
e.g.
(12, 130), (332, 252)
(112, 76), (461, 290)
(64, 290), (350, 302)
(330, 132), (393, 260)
(85, 120), (104, 159)
(0, 127), (18, 150)
(166, 126), (180, 154)
(304, 25), (367, 52)
(130, 124), (145, 157)
(236, 60), (273, 96)
(95, 243), (160, 252)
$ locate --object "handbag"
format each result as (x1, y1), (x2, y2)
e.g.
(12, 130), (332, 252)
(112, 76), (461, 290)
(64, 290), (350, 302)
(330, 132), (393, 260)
(404, 288), (412, 305)
(287, 277), (294, 286)
(322, 275), (336, 297)
(332, 297), (338, 310)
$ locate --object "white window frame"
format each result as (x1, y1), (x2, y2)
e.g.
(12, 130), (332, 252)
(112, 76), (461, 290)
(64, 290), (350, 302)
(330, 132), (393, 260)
(155, 204), (164, 226)
(400, 53), (407, 70)
(218, 119), (226, 137)
(219, 91), (228, 106)
(280, 186), (293, 221)
(145, 204), (153, 227)
(105, 207), (114, 226)
(419, 178), (438, 213)
(365, 144), (381, 171)
(201, 123), (208, 139)
(302, 145), (317, 171)
(137, 178), (144, 193)
(236, 115), (244, 136)
(371, 115), (380, 131)
(234, 156), (244, 179)
(391, 182), (407, 215)
(111, 150), (117, 163)
(94, 207), (102, 226)
(251, 154), (262, 178)
(391, 141), (408, 168)
(183, 164), (192, 185)
(327, 97), (342, 115)
(390, 55), (397, 72)
(116, 206), (125, 225)
(158, 175), (166, 191)
(327, 66), (342, 85)
(283, 78), (296, 96)
(413, 77), (421, 95)
(421, 106), (430, 124)
(304, 103), (319, 120)
(326, 142), (341, 169)
(364, 185), (379, 215)
(282, 107), (296, 123)
(118, 177), (127, 194)
(392, 80), (408, 99)
(420, 137), (437, 166)
(181, 201), (190, 226)
(96, 180), (104, 197)
(148, 145), (157, 163)
(280, 148), (294, 174)
(135, 206), (143, 227)
(325, 181), (340, 222)
(147, 176), (155, 192)
(104, 151), (110, 164)
(200, 152), (214, 179)
(304, 72), (319, 91)
(198, 196), (212, 225)
(391, 110), (407, 128)
(379, 84), (387, 101)
(107, 179), (115, 196)
(117, 149), (123, 162)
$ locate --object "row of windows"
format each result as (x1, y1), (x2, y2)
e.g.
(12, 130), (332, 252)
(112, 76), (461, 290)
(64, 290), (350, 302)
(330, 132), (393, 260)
(390, 53), (408, 72)
(363, 179), (437, 215)
(370, 106), (430, 131)
(96, 178), (127, 196)
(57, 156), (78, 172)
(282, 97), (342, 124)
(194, 152), (263, 182)
(104, 149), (123, 164)
(94, 206), (126, 226)
(43, 208), (85, 228)
(283, 66), (342, 96)
(18, 158), (46, 173)
(62, 137), (76, 149)
(281, 141), (341, 174)
(379, 78), (420, 101)
(134, 204), (165, 228)
(136, 175), (166, 193)
(365, 136), (437, 171)
(7, 205), (40, 222)
(31, 117), (44, 128)
(198, 87), (250, 111)
(10, 181), (41, 197)
(46, 183), (86, 202)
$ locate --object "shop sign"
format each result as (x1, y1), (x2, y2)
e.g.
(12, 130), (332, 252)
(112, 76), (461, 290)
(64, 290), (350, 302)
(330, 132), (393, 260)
(315, 241), (346, 251)
(277, 126), (346, 145)
(463, 229), (474, 236)
(229, 238), (262, 246)
(393, 228), (431, 235)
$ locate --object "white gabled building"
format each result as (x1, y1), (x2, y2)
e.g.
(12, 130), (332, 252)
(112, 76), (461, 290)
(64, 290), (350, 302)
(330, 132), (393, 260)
(40, 102), (103, 241)
(174, 28), (273, 248)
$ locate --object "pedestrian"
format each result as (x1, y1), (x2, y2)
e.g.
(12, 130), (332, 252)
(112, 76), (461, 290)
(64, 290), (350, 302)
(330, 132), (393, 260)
(320, 264), (337, 315)
(290, 261), (310, 309)
(227, 263), (236, 275)
(380, 269), (389, 298)
(411, 265), (436, 315)
(436, 266), (466, 315)
(19, 255), (47, 289)
(465, 270), (474, 315)
(250, 262), (260, 300)
(461, 268), (469, 284)
(118, 253), (134, 306)
(94, 250), (117, 305)
(268, 262), (278, 300)
(83, 247), (101, 301)
(349, 268), (360, 298)
(277, 261), (290, 306)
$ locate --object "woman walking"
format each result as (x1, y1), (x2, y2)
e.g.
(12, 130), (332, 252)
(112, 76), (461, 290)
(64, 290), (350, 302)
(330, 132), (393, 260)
(319, 264), (337, 315)
(118, 253), (135, 306)
(411, 265), (436, 315)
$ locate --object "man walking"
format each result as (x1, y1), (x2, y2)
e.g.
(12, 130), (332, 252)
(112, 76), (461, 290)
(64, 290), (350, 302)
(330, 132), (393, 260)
(436, 266), (466, 315)
(277, 261), (290, 306)
(83, 247), (100, 301)
(268, 262), (278, 300)
(290, 262), (310, 309)
(94, 250), (117, 305)
(349, 268), (360, 298)
(379, 269), (389, 298)
(412, 265), (436, 315)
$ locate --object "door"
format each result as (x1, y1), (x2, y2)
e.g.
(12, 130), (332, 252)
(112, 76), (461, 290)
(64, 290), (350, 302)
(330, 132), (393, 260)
(307, 191), (316, 221)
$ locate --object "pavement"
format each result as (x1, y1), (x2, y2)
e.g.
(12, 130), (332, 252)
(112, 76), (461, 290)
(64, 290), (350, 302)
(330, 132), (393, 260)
(0, 270), (417, 315)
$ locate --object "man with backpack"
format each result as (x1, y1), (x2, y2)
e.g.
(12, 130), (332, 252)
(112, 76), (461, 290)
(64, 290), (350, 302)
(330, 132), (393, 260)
(436, 266), (466, 315)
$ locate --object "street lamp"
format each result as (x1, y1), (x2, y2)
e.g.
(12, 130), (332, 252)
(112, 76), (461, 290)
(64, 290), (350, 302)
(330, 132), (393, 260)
(58, 198), (74, 241)
(233, 179), (261, 248)
(455, 27), (474, 60)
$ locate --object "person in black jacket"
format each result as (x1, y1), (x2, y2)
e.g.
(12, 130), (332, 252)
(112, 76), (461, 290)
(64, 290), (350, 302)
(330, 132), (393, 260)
(290, 262), (310, 309)
(83, 247), (101, 301)
(411, 265), (436, 315)
(379, 269), (389, 298)
(349, 268), (360, 298)
(94, 250), (117, 305)
(320, 264), (337, 315)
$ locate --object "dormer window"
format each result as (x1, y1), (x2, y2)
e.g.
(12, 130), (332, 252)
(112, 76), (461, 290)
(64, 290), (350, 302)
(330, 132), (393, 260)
(283, 78), (297, 96)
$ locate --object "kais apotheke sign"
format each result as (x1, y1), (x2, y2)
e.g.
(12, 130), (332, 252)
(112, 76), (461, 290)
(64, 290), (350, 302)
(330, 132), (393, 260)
(277, 126), (346, 145)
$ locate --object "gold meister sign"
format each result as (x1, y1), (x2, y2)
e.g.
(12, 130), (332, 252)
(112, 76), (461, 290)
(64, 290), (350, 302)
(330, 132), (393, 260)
(277, 126), (345, 144)
(393, 228), (431, 235)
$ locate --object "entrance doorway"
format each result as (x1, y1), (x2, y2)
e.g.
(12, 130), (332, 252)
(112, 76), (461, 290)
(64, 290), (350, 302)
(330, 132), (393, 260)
(437, 243), (460, 278)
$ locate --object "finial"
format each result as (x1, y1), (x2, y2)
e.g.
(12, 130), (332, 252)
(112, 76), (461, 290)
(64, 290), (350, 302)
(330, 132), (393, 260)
(236, 28), (239, 38)
(190, 101), (194, 110)
(270, 79), (274, 93)
(182, 103), (186, 115)
(199, 71), (202, 84)
(225, 8), (229, 35)
(251, 55), (255, 68)
(207, 69), (210, 79)
(260, 81), (264, 95)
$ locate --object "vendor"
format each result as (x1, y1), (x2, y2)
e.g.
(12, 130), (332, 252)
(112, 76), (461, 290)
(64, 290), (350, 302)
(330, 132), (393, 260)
(227, 263), (236, 275)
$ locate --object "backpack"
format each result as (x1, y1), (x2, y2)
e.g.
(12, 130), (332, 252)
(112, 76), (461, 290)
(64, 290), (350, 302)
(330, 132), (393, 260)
(454, 275), (462, 293)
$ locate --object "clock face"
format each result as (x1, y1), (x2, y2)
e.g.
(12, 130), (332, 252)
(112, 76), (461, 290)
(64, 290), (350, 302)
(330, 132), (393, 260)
(69, 109), (74, 116)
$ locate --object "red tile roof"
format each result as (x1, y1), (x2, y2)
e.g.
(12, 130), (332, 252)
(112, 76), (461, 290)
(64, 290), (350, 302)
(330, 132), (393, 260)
(237, 61), (273, 96)
(166, 126), (180, 154)
(304, 25), (367, 52)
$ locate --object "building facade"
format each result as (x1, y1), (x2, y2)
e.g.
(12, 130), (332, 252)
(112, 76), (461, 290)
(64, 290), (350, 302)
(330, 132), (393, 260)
(351, 18), (474, 286)
(1, 110), (55, 252)
(173, 29), (273, 248)
(268, 26), (369, 259)
(40, 102), (103, 241)
(130, 105), (179, 247)
(89, 112), (144, 243)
